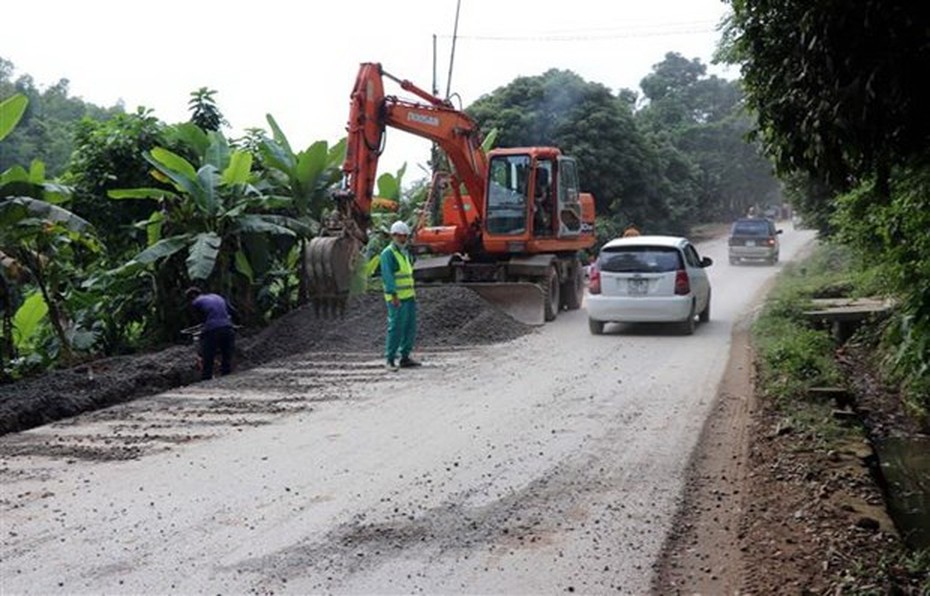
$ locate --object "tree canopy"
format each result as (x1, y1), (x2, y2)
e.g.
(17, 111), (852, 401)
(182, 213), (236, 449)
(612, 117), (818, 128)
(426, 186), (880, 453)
(721, 0), (930, 404)
(466, 56), (780, 237)
(723, 0), (930, 197)
(0, 57), (121, 177)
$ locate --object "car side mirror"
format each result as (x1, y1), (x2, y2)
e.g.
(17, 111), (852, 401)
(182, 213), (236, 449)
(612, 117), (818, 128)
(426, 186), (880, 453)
(776, 229), (783, 234)
(701, 256), (713, 267)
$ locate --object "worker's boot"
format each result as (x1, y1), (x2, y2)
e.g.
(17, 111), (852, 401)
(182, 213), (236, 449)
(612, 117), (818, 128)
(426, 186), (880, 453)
(385, 359), (399, 371)
(399, 356), (421, 368)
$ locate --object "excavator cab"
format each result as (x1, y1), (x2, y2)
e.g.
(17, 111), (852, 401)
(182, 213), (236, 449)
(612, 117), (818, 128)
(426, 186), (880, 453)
(482, 150), (586, 245)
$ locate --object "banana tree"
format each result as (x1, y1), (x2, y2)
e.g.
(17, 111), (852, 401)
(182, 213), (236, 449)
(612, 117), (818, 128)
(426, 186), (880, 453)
(110, 126), (311, 333)
(258, 114), (345, 305)
(1, 93), (29, 377)
(2, 89), (98, 372)
(0, 195), (100, 367)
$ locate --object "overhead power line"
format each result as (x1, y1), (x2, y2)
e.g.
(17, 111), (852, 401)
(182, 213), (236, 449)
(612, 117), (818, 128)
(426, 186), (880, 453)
(438, 21), (719, 43)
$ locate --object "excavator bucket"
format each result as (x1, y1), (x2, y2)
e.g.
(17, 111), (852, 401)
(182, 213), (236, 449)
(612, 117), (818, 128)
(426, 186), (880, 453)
(304, 235), (361, 317)
(461, 282), (546, 326)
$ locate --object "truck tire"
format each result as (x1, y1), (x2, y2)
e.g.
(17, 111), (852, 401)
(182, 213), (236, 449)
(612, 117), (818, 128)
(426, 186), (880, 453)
(543, 265), (560, 321)
(561, 263), (583, 311)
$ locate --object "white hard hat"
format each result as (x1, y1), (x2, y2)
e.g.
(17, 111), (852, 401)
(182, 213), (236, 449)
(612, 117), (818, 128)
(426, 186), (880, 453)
(390, 220), (410, 235)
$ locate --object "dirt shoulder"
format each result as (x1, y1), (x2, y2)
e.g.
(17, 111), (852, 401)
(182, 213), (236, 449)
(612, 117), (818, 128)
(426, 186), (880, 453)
(653, 314), (754, 593)
(654, 313), (926, 593)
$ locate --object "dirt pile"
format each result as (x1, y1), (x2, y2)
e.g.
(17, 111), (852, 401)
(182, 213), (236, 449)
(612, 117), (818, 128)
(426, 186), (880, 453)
(0, 286), (533, 436)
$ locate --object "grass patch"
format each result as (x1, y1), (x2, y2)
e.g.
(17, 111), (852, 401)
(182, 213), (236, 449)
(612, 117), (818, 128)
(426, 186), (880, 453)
(751, 244), (853, 402)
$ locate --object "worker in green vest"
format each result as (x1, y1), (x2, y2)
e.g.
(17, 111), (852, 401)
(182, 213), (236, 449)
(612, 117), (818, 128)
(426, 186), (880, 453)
(381, 220), (421, 371)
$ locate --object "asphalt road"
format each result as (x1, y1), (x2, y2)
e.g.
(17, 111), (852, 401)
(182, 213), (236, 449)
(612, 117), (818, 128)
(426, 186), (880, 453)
(0, 225), (818, 595)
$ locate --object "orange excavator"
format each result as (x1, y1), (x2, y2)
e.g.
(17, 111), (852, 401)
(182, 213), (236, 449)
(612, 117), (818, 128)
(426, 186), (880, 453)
(306, 62), (596, 324)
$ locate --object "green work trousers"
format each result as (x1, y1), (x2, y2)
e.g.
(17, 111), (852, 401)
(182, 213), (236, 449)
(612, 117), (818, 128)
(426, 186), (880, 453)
(385, 298), (417, 363)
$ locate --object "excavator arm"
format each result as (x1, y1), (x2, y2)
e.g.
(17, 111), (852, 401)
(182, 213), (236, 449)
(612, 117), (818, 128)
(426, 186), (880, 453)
(340, 62), (487, 242)
(306, 62), (487, 313)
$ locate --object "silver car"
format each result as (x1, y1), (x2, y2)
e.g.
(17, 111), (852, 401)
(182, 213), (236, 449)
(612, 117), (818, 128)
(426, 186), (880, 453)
(728, 218), (782, 264)
(586, 235), (713, 335)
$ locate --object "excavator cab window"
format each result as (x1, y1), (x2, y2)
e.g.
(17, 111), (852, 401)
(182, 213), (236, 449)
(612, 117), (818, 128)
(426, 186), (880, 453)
(556, 157), (583, 237)
(486, 154), (530, 236)
(533, 161), (554, 236)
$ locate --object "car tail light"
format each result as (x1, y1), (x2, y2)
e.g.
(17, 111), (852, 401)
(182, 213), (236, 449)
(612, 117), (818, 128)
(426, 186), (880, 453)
(674, 269), (690, 295)
(589, 265), (601, 294)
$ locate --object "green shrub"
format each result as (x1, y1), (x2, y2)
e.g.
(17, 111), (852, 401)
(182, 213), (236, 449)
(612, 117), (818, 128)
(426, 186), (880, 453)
(833, 166), (930, 426)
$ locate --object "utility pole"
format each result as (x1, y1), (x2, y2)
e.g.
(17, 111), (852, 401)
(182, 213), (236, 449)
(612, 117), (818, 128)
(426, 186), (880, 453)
(428, 33), (442, 225)
(432, 34), (439, 97)
(446, 0), (462, 100)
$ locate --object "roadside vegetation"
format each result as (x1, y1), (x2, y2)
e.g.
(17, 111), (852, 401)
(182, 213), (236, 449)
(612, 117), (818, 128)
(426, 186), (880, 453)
(752, 243), (929, 591)
(726, 0), (930, 432)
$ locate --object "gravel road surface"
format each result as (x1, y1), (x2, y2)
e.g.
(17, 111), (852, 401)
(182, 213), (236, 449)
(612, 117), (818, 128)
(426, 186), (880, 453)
(0, 227), (817, 594)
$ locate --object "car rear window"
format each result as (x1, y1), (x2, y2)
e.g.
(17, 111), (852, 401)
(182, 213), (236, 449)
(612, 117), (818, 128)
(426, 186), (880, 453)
(598, 246), (683, 273)
(731, 220), (771, 236)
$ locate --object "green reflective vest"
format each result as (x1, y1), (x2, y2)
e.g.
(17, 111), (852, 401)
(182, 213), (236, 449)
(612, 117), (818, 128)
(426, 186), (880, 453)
(384, 245), (415, 301)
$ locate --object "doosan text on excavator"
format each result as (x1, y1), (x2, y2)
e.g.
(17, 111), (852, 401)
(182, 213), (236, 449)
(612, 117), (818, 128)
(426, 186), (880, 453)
(305, 62), (597, 325)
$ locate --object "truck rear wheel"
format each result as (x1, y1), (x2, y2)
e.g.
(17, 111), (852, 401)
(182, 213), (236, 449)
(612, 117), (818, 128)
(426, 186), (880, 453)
(543, 265), (560, 321)
(561, 263), (583, 311)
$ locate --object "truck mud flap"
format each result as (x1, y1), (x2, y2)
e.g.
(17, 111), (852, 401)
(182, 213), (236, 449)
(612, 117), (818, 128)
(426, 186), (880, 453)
(461, 282), (546, 326)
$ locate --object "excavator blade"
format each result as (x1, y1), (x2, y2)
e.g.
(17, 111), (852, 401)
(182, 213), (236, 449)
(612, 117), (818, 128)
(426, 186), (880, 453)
(305, 235), (361, 317)
(460, 282), (546, 326)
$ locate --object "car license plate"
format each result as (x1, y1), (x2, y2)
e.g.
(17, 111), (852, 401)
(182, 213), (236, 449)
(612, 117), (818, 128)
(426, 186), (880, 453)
(746, 240), (756, 247)
(628, 279), (648, 295)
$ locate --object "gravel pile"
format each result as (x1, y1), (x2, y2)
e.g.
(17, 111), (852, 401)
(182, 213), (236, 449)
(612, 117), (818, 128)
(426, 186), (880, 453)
(0, 286), (534, 435)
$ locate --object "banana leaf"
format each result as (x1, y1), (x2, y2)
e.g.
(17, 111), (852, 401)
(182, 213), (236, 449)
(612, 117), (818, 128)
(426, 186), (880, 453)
(186, 231), (222, 281)
(266, 114), (294, 160)
(204, 131), (231, 172)
(234, 249), (254, 283)
(109, 187), (179, 200)
(132, 235), (189, 265)
(0, 94), (28, 141)
(222, 151), (253, 186)
(296, 141), (328, 190)
(144, 150), (206, 212)
(0, 196), (92, 233)
(170, 123), (210, 158)
(12, 292), (48, 348)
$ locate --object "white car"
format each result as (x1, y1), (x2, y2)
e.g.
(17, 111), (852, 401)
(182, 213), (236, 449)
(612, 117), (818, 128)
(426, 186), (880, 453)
(586, 235), (713, 335)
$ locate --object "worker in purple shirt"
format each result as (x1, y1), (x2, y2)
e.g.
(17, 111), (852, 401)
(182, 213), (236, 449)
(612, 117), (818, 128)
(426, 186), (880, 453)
(185, 286), (236, 380)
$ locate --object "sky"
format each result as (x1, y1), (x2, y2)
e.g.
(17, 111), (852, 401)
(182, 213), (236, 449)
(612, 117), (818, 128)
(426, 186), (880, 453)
(3, 0), (734, 181)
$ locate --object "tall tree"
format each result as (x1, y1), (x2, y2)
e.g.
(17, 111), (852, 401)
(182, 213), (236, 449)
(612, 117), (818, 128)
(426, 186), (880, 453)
(723, 0), (930, 200)
(467, 69), (655, 222)
(66, 108), (168, 257)
(636, 52), (780, 221)
(188, 87), (226, 132)
(0, 57), (120, 176)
